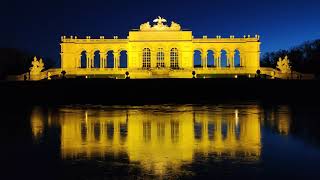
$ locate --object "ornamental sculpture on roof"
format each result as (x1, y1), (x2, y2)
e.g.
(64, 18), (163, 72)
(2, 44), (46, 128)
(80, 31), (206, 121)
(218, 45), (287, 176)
(30, 56), (45, 74)
(277, 55), (291, 73)
(140, 16), (181, 31)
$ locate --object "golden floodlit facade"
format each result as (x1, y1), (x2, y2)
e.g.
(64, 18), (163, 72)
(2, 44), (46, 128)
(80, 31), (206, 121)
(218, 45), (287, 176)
(59, 16), (261, 79)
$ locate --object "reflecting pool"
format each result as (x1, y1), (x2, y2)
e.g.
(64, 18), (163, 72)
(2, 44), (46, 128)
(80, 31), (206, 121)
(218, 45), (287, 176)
(3, 104), (320, 179)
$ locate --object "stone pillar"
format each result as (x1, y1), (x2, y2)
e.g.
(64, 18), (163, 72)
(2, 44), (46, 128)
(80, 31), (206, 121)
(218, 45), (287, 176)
(87, 53), (95, 68)
(117, 52), (120, 68)
(105, 54), (109, 68)
(125, 51), (128, 68)
(113, 52), (120, 68)
(100, 52), (106, 68)
(151, 50), (157, 68)
(99, 52), (103, 68)
(240, 53), (245, 67)
(216, 53), (221, 68)
(86, 52), (91, 68)
(202, 52), (208, 69)
(91, 53), (94, 68)
(77, 54), (81, 68)
(200, 52), (203, 68)
(229, 52), (235, 68)
(226, 53), (230, 68)
(165, 50), (170, 69)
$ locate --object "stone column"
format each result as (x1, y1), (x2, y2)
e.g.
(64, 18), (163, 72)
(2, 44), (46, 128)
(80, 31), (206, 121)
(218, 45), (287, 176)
(240, 53), (245, 67)
(215, 53), (221, 68)
(151, 50), (157, 68)
(86, 52), (91, 68)
(105, 54), (109, 68)
(117, 52), (120, 68)
(87, 53), (95, 68)
(77, 54), (81, 68)
(226, 53), (230, 68)
(202, 52), (208, 69)
(113, 52), (120, 69)
(125, 51), (128, 68)
(100, 52), (106, 68)
(91, 53), (94, 68)
(229, 52), (235, 68)
(165, 50), (170, 69)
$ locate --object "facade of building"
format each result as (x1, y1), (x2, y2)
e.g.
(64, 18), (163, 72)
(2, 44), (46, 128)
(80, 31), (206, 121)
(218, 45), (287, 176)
(60, 17), (261, 78)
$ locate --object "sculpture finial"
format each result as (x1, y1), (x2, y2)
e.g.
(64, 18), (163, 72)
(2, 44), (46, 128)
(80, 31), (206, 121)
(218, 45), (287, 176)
(277, 55), (291, 73)
(30, 56), (45, 74)
(153, 16), (167, 25)
(140, 17), (181, 31)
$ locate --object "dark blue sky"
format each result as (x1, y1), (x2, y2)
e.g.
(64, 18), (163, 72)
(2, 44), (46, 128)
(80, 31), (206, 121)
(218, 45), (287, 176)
(1, 0), (320, 65)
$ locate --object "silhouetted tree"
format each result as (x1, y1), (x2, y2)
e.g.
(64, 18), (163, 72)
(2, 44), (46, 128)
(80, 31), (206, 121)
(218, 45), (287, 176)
(261, 39), (320, 74)
(0, 48), (57, 80)
(0, 48), (31, 79)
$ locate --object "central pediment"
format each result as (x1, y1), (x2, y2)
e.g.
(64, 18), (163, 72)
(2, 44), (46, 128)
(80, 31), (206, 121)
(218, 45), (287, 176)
(139, 16), (181, 31)
(128, 16), (192, 41)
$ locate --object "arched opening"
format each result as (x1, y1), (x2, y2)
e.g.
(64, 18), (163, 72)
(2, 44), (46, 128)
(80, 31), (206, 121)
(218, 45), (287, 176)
(234, 49), (241, 67)
(81, 122), (87, 141)
(207, 50), (215, 67)
(156, 48), (165, 68)
(80, 51), (87, 68)
(142, 48), (151, 68)
(119, 50), (128, 68)
(106, 50), (114, 68)
(170, 48), (179, 69)
(93, 50), (100, 68)
(193, 50), (202, 68)
(94, 123), (101, 141)
(220, 50), (228, 67)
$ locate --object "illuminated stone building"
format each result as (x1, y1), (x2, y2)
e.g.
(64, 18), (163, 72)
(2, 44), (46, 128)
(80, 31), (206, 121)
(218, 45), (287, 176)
(59, 16), (261, 79)
(11, 16), (313, 80)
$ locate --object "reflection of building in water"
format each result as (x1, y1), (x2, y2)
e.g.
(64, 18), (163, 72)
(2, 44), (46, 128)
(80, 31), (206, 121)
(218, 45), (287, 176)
(263, 106), (291, 135)
(30, 107), (45, 141)
(31, 105), (262, 175)
(57, 109), (128, 158)
(277, 106), (291, 135)
(193, 107), (261, 157)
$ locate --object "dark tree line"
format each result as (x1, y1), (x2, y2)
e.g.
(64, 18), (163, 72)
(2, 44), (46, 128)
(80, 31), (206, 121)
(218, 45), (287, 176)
(0, 48), (56, 80)
(261, 39), (320, 74)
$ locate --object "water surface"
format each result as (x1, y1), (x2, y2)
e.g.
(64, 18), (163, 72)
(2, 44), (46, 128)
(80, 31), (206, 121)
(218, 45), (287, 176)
(2, 104), (320, 179)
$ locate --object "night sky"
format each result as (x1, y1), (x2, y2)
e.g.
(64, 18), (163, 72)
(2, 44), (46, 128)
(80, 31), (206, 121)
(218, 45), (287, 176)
(2, 0), (320, 66)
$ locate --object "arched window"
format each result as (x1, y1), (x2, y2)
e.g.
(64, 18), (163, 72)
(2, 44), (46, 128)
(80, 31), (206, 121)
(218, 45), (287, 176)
(106, 50), (114, 68)
(80, 51), (87, 68)
(170, 48), (179, 69)
(157, 48), (165, 68)
(220, 50), (228, 67)
(93, 50), (100, 68)
(119, 50), (128, 68)
(193, 50), (202, 68)
(142, 48), (151, 68)
(234, 49), (241, 67)
(207, 50), (215, 67)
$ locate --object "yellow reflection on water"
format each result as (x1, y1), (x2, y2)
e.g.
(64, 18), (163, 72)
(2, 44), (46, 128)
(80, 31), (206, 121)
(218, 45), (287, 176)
(31, 105), (267, 175)
(277, 106), (291, 135)
(30, 107), (45, 141)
